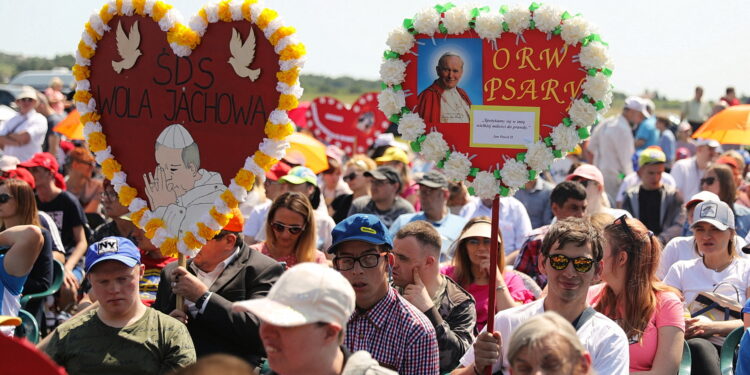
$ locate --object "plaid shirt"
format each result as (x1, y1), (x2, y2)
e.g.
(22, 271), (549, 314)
(513, 225), (550, 287)
(344, 287), (439, 375)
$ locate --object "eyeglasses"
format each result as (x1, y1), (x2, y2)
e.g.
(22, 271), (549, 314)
(333, 252), (387, 271)
(270, 222), (305, 235)
(700, 177), (716, 186)
(0, 193), (14, 204)
(342, 172), (360, 182)
(547, 254), (595, 273)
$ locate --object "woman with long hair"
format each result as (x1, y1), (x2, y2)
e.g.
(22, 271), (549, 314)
(64, 147), (104, 228)
(664, 200), (750, 374)
(441, 217), (534, 331)
(701, 163), (750, 238)
(249, 192), (326, 268)
(589, 216), (684, 373)
(330, 155), (376, 223)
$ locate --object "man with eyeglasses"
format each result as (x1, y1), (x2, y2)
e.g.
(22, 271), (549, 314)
(329, 214), (439, 374)
(0, 88), (47, 162)
(348, 166), (415, 228)
(153, 208), (284, 366)
(389, 170), (467, 261)
(452, 218), (629, 375)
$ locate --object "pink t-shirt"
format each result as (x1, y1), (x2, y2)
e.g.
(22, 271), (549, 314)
(441, 265), (535, 331)
(249, 242), (327, 268)
(588, 283), (685, 372)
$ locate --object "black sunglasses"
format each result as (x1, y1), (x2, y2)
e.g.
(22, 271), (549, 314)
(270, 222), (304, 235)
(548, 254), (595, 273)
(333, 252), (387, 271)
(700, 177), (716, 186)
(614, 215), (637, 248)
(0, 193), (14, 204)
(342, 172), (359, 182)
(573, 178), (591, 188)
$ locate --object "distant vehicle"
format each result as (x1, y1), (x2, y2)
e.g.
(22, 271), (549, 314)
(9, 68), (74, 93)
(0, 84), (25, 107)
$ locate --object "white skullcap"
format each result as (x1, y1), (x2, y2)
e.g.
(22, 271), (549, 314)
(156, 124), (194, 148)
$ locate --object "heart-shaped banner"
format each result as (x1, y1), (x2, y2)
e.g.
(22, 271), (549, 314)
(378, 3), (612, 199)
(73, 0), (305, 257)
(305, 93), (389, 155)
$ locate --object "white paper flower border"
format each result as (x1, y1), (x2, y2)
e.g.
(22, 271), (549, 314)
(74, 0), (305, 257)
(379, 3), (613, 199)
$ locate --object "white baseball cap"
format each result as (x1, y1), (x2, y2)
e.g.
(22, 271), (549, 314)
(685, 191), (720, 209)
(691, 200), (735, 231)
(233, 263), (355, 327)
(624, 96), (650, 118)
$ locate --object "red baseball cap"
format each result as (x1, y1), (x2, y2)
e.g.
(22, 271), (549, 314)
(0, 169), (36, 189)
(18, 152), (59, 173)
(265, 161), (292, 181)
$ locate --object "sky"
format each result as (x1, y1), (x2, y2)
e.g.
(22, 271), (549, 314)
(1, 0), (748, 101)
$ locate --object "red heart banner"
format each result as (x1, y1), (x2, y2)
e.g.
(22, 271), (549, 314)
(378, 4), (612, 198)
(73, 0), (305, 257)
(305, 93), (390, 155)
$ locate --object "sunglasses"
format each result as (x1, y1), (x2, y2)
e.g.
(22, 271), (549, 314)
(342, 172), (360, 182)
(333, 252), (387, 271)
(270, 222), (305, 235)
(0, 193), (14, 204)
(573, 178), (591, 188)
(548, 254), (595, 273)
(700, 177), (716, 186)
(614, 214), (637, 245)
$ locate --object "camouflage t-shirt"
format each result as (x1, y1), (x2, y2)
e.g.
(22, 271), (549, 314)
(44, 307), (195, 375)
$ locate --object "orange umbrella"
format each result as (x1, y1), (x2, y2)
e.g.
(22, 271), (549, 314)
(693, 105), (750, 145)
(52, 109), (84, 140)
(285, 132), (329, 173)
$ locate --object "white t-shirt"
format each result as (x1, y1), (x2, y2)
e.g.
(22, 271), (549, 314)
(459, 196), (532, 254)
(658, 235), (748, 279)
(664, 257), (750, 312)
(459, 299), (629, 375)
(0, 110), (47, 162)
(670, 157), (704, 202)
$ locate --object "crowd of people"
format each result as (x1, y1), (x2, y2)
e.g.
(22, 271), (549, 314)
(1, 81), (750, 375)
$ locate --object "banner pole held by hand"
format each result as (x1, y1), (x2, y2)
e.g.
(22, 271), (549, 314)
(486, 195), (500, 375)
(176, 254), (186, 311)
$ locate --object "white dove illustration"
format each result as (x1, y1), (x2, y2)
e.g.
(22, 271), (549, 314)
(112, 20), (142, 74)
(228, 28), (261, 81)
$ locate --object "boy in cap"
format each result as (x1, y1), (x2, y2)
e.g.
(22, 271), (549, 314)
(234, 263), (396, 375)
(44, 236), (196, 374)
(329, 214), (439, 374)
(388, 170), (467, 261)
(348, 166), (415, 228)
(622, 147), (685, 243)
(153, 208), (283, 366)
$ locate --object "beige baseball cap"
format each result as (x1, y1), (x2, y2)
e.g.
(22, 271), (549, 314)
(233, 263), (355, 327)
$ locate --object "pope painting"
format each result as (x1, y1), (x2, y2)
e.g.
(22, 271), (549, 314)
(415, 52), (472, 123)
(143, 124), (225, 236)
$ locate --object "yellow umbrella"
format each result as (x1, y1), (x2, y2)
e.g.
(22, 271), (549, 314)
(285, 132), (329, 173)
(693, 105), (750, 145)
(52, 109), (84, 140)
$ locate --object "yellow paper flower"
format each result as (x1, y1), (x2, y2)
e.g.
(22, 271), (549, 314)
(160, 238), (178, 258)
(78, 41), (95, 59)
(144, 218), (165, 239)
(235, 169), (255, 190)
(80, 111), (100, 124)
(196, 222), (216, 241)
(218, 1), (233, 22)
(183, 232), (204, 250)
(279, 43), (306, 61)
(270, 26), (296, 46)
(101, 158), (122, 180)
(115, 0), (123, 12)
(256, 8), (278, 30)
(87, 132), (107, 153)
(131, 207), (147, 227)
(198, 8), (208, 22)
(276, 68), (299, 86)
(210, 207), (230, 227)
(220, 189), (239, 209)
(133, 0), (146, 15)
(74, 90), (93, 105)
(99, 4), (114, 25)
(151, 1), (173, 22)
(264, 121), (295, 140)
(278, 94), (299, 111)
(85, 23), (102, 42)
(118, 186), (138, 207)
(72, 65), (91, 81)
(254, 151), (278, 171)
(167, 24), (200, 49)
(241, 0), (258, 20)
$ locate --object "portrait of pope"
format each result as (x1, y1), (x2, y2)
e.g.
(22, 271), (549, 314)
(415, 52), (472, 124)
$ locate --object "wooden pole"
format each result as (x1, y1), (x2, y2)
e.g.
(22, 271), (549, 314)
(486, 195), (500, 375)
(176, 254), (186, 311)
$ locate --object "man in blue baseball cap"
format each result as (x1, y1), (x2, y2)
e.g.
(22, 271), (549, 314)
(44, 237), (196, 374)
(328, 214), (439, 374)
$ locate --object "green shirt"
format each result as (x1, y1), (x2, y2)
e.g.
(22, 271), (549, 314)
(44, 307), (196, 375)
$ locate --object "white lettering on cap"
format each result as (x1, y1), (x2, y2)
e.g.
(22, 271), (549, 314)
(96, 238), (119, 255)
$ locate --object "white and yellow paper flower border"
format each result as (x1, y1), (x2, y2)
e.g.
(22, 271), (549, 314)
(73, 0), (305, 258)
(378, 3), (613, 199)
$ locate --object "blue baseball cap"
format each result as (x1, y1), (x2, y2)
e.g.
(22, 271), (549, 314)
(85, 237), (141, 272)
(328, 214), (392, 254)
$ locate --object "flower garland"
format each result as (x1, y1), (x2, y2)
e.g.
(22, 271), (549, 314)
(380, 3), (612, 199)
(74, 0), (304, 258)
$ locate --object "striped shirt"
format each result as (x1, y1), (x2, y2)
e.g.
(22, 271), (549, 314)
(344, 287), (439, 374)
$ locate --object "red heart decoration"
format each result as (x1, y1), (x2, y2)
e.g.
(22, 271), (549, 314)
(305, 93), (389, 155)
